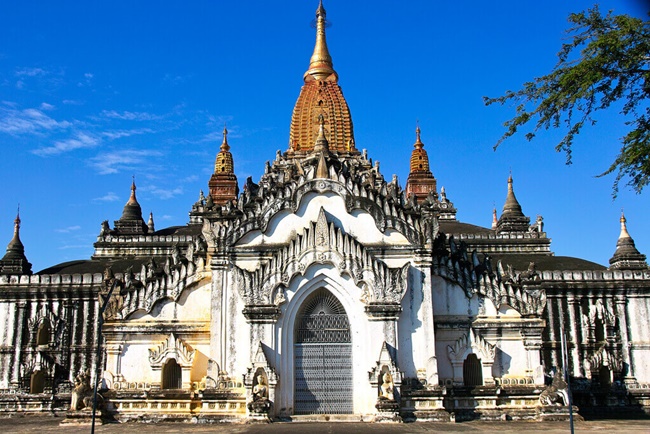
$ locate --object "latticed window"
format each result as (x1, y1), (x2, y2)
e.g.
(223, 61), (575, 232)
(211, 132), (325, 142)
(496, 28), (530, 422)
(463, 353), (483, 387)
(295, 290), (351, 344)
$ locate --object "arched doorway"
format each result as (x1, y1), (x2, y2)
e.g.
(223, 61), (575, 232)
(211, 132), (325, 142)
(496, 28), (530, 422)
(162, 358), (182, 389)
(294, 289), (353, 414)
(463, 353), (483, 387)
(30, 370), (45, 394)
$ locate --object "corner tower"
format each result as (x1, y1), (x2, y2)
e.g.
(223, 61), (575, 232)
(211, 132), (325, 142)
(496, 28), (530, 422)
(0, 210), (32, 275)
(405, 126), (437, 203)
(288, 1), (357, 156)
(208, 126), (239, 205)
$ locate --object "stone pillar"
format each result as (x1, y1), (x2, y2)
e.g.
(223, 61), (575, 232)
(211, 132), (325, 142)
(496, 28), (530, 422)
(614, 295), (635, 381)
(567, 296), (580, 377)
(210, 256), (228, 378)
(415, 254), (438, 387)
(481, 360), (495, 386)
(11, 302), (26, 384)
(522, 326), (545, 385)
(105, 344), (123, 385)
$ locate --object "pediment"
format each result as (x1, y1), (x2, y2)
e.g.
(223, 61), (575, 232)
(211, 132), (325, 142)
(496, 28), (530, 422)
(234, 207), (410, 307)
(235, 192), (410, 248)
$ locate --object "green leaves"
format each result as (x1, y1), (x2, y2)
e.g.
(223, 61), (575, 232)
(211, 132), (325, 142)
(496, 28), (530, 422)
(485, 6), (650, 197)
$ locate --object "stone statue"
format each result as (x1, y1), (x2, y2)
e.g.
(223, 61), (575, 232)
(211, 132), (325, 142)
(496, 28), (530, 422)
(519, 261), (539, 282)
(539, 370), (569, 406)
(273, 288), (286, 306)
(99, 220), (110, 238)
(171, 245), (182, 266)
(380, 372), (395, 400)
(248, 373), (271, 414)
(70, 371), (92, 411)
(252, 374), (268, 400)
(360, 284), (371, 304)
(146, 258), (157, 280)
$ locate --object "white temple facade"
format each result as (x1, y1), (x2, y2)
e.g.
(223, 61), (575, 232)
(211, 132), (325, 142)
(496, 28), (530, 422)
(0, 1), (649, 423)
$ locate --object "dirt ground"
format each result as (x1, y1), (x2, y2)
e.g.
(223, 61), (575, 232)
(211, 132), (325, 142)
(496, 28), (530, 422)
(1, 415), (649, 434)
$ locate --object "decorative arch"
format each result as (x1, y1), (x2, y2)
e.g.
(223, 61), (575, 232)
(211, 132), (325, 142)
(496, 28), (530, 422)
(588, 346), (624, 381)
(274, 268), (370, 417)
(220, 176), (424, 247)
(234, 207), (410, 309)
(149, 333), (194, 368)
(149, 333), (195, 390)
(28, 307), (64, 349)
(292, 287), (353, 414)
(447, 329), (496, 386)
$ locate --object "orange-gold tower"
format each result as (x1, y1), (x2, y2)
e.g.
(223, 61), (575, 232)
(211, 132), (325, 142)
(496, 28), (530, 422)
(288, 0), (357, 156)
(405, 126), (437, 203)
(208, 126), (239, 205)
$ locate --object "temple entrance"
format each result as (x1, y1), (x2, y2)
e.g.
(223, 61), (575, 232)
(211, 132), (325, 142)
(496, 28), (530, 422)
(294, 289), (353, 414)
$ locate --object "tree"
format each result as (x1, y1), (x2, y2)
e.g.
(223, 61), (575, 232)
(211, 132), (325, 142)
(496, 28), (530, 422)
(484, 6), (650, 196)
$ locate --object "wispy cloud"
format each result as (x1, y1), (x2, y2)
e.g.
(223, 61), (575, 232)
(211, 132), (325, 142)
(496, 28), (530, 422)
(15, 67), (47, 77)
(102, 127), (154, 140)
(58, 244), (90, 250)
(93, 192), (120, 202)
(146, 186), (184, 200)
(32, 131), (99, 156)
(89, 149), (163, 175)
(77, 72), (94, 87)
(63, 99), (84, 105)
(0, 106), (71, 135)
(55, 225), (81, 233)
(101, 110), (162, 121)
(40, 102), (55, 110)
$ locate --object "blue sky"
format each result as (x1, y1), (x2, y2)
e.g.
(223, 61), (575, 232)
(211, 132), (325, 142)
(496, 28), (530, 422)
(1, 0), (648, 272)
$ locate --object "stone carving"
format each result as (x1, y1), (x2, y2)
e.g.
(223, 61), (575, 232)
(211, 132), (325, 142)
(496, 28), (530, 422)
(248, 373), (271, 414)
(588, 345), (624, 375)
(99, 220), (111, 238)
(432, 233), (546, 317)
(369, 342), (402, 401)
(380, 372), (395, 401)
(148, 333), (194, 369)
(70, 371), (97, 411)
(447, 329), (496, 364)
(99, 266), (124, 321)
(539, 370), (569, 406)
(233, 212), (410, 307)
(273, 287), (286, 306)
(519, 262), (540, 282)
(244, 343), (277, 416)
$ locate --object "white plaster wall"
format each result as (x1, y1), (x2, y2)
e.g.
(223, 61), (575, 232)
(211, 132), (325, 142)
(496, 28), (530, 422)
(629, 297), (650, 382)
(493, 335), (529, 378)
(431, 277), (478, 317)
(398, 265), (433, 379)
(128, 283), (212, 322)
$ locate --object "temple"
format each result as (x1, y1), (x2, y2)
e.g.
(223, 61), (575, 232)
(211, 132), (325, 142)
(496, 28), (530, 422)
(0, 1), (649, 423)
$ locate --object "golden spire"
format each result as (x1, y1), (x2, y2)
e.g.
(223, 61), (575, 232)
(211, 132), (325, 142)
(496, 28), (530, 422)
(619, 211), (631, 240)
(215, 125), (234, 174)
(409, 124), (431, 173)
(305, 0), (337, 81)
(220, 125), (230, 152)
(126, 176), (138, 206)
